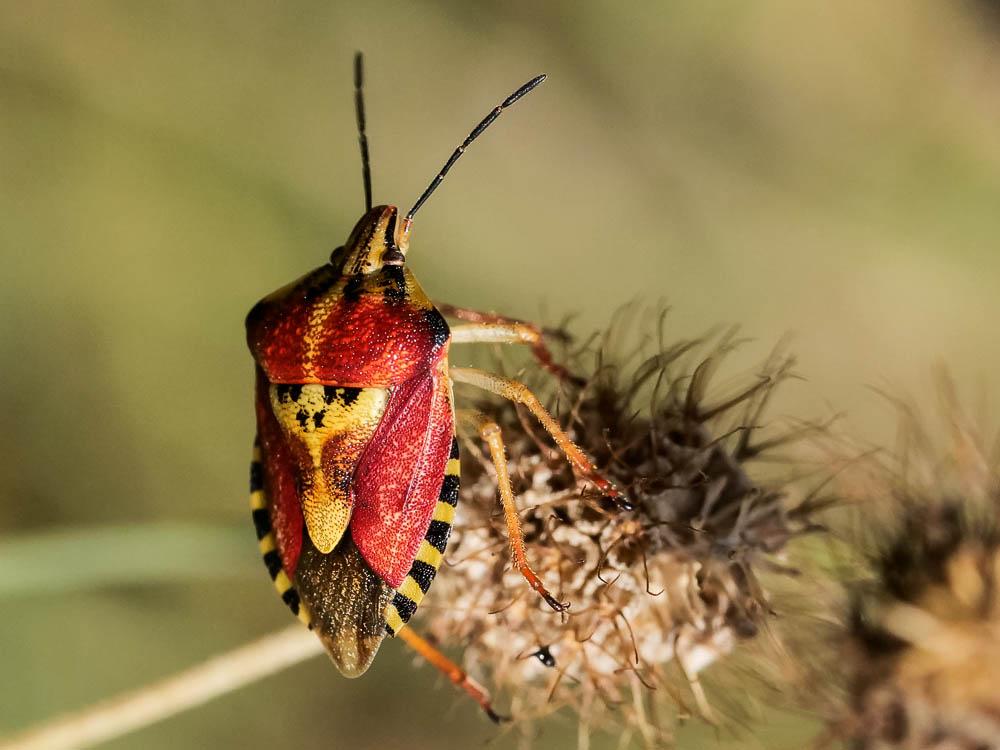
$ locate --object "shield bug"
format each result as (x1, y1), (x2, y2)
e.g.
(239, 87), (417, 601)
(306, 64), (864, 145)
(246, 53), (623, 719)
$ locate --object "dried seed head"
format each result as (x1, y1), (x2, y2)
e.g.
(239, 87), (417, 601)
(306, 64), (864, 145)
(834, 380), (1000, 749)
(418, 321), (821, 741)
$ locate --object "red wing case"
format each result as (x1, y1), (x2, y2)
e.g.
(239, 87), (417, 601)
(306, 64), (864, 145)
(253, 368), (304, 575)
(351, 354), (455, 588)
(252, 370), (396, 678)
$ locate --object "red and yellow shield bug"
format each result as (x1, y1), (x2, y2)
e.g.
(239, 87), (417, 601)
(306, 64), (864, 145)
(245, 54), (623, 719)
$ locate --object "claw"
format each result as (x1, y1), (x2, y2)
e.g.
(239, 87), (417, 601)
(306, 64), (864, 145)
(586, 473), (633, 512)
(541, 590), (571, 613)
(484, 706), (511, 724)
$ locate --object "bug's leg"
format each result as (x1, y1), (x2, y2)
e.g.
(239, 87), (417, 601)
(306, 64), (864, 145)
(397, 626), (506, 723)
(457, 408), (569, 612)
(438, 303), (582, 386)
(451, 368), (627, 508)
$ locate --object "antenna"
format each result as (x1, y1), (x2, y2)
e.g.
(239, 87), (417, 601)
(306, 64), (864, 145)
(354, 52), (373, 212)
(404, 73), (546, 229)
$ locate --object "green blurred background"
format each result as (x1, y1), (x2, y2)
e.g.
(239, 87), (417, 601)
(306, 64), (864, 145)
(2, 2), (999, 748)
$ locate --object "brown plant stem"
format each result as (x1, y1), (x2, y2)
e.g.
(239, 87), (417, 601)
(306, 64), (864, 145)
(0, 625), (322, 750)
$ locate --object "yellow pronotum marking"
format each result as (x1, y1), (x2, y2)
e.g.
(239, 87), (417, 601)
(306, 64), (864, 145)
(432, 502), (456, 524)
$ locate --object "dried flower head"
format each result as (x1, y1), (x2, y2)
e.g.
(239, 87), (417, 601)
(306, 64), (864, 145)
(416, 320), (823, 743)
(830, 378), (1000, 749)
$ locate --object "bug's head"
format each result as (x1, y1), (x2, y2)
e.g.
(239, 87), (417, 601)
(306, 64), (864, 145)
(335, 204), (409, 275)
(341, 54), (544, 273)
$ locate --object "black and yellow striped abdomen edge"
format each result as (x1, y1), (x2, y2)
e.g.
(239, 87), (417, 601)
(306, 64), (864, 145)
(250, 439), (313, 628)
(383, 435), (460, 636)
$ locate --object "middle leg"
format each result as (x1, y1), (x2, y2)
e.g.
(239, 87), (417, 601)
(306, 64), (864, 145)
(451, 367), (625, 507)
(457, 408), (569, 612)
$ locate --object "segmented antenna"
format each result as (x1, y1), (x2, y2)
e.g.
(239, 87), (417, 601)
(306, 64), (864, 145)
(404, 73), (547, 227)
(354, 52), (373, 212)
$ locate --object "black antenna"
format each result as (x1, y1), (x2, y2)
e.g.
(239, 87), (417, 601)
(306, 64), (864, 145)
(354, 52), (373, 212)
(404, 73), (546, 225)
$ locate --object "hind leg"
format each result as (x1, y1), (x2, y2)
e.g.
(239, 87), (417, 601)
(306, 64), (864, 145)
(397, 626), (505, 723)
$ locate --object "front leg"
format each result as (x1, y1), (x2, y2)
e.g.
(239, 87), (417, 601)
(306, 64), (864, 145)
(438, 303), (583, 386)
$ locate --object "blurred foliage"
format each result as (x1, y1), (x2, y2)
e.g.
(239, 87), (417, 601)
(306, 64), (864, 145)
(1, 2), (999, 748)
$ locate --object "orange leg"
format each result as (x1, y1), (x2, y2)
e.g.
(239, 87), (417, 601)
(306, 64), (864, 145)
(438, 303), (583, 386)
(397, 626), (505, 723)
(457, 408), (569, 612)
(451, 368), (625, 506)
